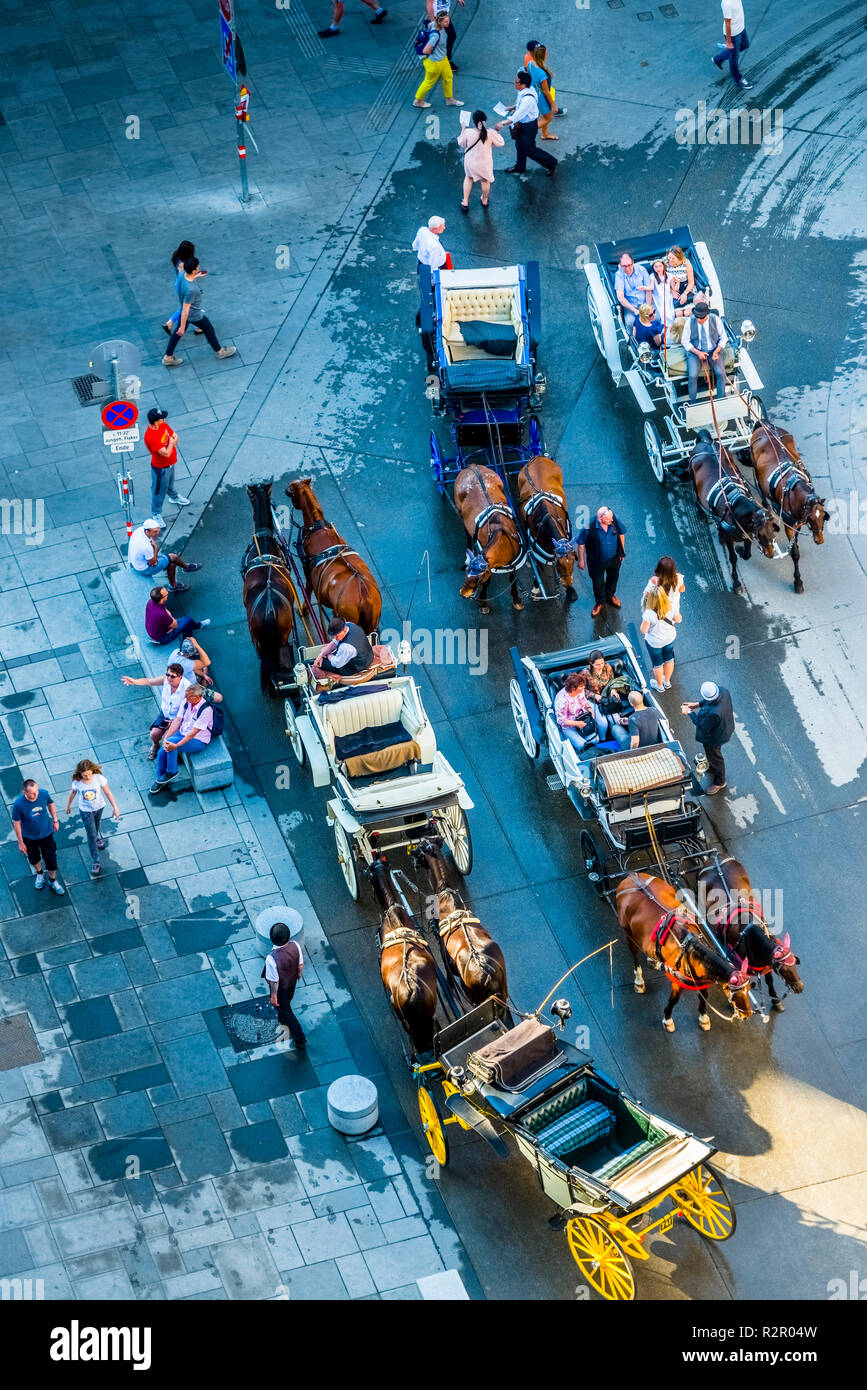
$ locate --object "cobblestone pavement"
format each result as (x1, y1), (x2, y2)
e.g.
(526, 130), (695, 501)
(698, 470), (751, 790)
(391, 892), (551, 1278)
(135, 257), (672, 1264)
(0, 0), (481, 1300)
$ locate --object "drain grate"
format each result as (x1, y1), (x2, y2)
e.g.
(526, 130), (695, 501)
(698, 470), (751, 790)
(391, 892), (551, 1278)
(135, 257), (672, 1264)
(71, 373), (109, 407)
(218, 999), (281, 1054)
(0, 1013), (42, 1072)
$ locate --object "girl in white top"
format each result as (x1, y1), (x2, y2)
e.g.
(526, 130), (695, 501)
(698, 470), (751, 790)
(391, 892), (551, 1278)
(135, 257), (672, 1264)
(65, 759), (120, 878)
(640, 586), (678, 693)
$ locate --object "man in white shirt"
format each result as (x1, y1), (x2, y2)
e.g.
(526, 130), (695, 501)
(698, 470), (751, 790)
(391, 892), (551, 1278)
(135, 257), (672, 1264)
(127, 519), (201, 594)
(712, 0), (752, 89)
(683, 300), (728, 403)
(413, 216), (447, 327)
(121, 663), (191, 759)
(496, 71), (557, 175)
(263, 921), (307, 1049)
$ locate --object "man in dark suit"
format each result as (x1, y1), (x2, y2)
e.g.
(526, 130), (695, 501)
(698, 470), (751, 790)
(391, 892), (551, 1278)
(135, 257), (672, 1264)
(682, 681), (735, 794)
(575, 506), (627, 617)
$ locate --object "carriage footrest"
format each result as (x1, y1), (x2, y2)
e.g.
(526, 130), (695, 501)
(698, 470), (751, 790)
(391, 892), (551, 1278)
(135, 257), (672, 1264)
(593, 1138), (658, 1182)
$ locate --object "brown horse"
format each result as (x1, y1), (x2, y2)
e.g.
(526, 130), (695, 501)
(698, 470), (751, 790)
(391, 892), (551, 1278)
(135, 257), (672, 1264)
(749, 422), (829, 594)
(690, 430), (779, 592)
(411, 836), (507, 1005)
(242, 483), (300, 694)
(286, 477), (382, 634)
(367, 856), (437, 1056)
(453, 464), (525, 615)
(697, 855), (803, 1012)
(615, 871), (752, 1032)
(516, 455), (577, 602)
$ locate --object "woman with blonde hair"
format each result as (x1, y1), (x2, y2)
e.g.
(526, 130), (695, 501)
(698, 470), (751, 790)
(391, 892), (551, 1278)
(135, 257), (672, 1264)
(66, 760), (120, 878)
(413, 12), (463, 109)
(528, 44), (556, 139)
(667, 246), (696, 306)
(640, 584), (678, 693)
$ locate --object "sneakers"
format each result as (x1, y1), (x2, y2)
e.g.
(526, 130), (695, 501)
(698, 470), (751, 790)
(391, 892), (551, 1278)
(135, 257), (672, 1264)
(96, 837), (107, 850)
(184, 562), (203, 572)
(169, 581), (190, 594)
(152, 514), (165, 528)
(649, 679), (665, 692)
(663, 680), (672, 690)
(216, 346), (237, 359)
(149, 770), (178, 795)
(738, 79), (753, 89)
(370, 7), (387, 21)
(49, 879), (65, 895)
(34, 873), (45, 890)
(167, 493), (190, 506)
(413, 100), (431, 108)
(318, 25), (339, 36)
(162, 355), (183, 366)
(504, 166), (523, 174)
(445, 98), (464, 107)
(198, 618), (212, 628)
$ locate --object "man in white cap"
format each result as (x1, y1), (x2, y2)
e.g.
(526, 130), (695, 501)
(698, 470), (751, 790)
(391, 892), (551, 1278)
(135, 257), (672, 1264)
(127, 519), (202, 595)
(682, 681), (734, 795)
(412, 216), (448, 327)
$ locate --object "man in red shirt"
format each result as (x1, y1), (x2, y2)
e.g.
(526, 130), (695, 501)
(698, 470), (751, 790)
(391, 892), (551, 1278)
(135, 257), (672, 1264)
(144, 407), (189, 527)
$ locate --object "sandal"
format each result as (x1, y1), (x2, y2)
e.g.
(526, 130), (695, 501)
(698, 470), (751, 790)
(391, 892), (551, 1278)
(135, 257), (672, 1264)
(460, 202), (469, 213)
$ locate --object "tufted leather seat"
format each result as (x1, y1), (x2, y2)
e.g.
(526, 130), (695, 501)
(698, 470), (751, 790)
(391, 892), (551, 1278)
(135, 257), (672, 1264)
(320, 687), (404, 740)
(441, 287), (524, 363)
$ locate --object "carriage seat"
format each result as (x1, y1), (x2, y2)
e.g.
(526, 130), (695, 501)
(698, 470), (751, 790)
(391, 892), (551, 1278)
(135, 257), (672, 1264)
(441, 287), (525, 364)
(318, 685), (427, 779)
(545, 659), (626, 698)
(468, 1017), (561, 1090)
(664, 341), (736, 380)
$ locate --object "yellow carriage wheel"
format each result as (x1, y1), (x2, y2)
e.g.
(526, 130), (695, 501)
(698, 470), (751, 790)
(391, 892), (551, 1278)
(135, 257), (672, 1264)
(672, 1165), (736, 1241)
(417, 1085), (449, 1168)
(567, 1217), (636, 1302)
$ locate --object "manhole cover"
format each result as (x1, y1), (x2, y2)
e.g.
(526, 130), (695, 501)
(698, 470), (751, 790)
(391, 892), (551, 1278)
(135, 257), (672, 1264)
(0, 1013), (42, 1071)
(218, 999), (281, 1054)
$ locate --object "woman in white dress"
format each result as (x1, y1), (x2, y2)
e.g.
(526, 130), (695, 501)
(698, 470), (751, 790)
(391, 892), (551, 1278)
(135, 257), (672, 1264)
(650, 260), (690, 343)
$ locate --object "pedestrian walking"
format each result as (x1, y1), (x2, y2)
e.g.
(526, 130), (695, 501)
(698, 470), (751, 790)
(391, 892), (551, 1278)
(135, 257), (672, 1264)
(150, 684), (215, 793)
(527, 45), (557, 140)
(523, 38), (566, 117)
(575, 505), (626, 617)
(711, 0), (752, 90)
(682, 681), (735, 795)
(128, 520), (202, 594)
(640, 587), (678, 693)
(496, 72), (557, 177)
(11, 780), (65, 895)
(161, 241), (204, 338)
(263, 921), (307, 1049)
(413, 12), (463, 109)
(163, 258), (237, 367)
(458, 111), (504, 211)
(427, 0), (465, 70)
(65, 761), (120, 878)
(144, 408), (189, 527)
(146, 586), (210, 646)
(319, 0), (387, 38)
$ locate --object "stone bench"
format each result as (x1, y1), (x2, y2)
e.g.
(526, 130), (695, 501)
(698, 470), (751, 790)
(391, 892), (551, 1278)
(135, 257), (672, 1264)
(107, 564), (233, 792)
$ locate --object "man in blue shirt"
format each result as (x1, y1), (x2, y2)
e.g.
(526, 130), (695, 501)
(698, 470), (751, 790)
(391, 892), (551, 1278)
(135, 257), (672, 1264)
(576, 506), (627, 617)
(11, 780), (65, 894)
(614, 252), (653, 329)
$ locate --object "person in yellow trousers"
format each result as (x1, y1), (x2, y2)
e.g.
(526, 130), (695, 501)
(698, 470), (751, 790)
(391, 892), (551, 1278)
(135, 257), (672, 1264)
(413, 12), (463, 108)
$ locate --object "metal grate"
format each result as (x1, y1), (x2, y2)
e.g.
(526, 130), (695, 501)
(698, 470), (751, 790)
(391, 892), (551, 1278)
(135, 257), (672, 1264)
(659, 4), (679, 15)
(71, 372), (110, 407)
(0, 1013), (42, 1072)
(218, 999), (281, 1054)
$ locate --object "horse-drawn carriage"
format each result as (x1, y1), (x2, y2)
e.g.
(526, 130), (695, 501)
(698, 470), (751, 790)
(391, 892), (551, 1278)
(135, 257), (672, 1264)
(415, 995), (736, 1300)
(584, 226), (765, 484)
(510, 633), (803, 1026)
(421, 264), (578, 610)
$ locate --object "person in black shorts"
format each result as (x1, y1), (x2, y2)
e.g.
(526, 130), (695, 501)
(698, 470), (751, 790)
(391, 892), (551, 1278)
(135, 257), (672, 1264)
(11, 779), (66, 895)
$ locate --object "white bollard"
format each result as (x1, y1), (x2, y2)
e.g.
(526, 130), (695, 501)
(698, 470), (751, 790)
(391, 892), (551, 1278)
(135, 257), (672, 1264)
(255, 905), (304, 958)
(327, 1075), (379, 1136)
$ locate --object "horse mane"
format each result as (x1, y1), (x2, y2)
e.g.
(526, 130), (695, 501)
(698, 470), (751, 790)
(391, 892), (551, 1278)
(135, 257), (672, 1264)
(685, 933), (733, 980)
(739, 922), (773, 965)
(383, 902), (415, 932)
(437, 887), (463, 914)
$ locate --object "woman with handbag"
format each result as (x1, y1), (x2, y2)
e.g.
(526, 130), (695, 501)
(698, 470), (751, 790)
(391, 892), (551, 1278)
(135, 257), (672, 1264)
(457, 110), (504, 211)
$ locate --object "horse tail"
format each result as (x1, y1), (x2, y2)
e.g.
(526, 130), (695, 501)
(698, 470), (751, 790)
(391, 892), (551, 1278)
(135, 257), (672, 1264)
(397, 978), (435, 1055)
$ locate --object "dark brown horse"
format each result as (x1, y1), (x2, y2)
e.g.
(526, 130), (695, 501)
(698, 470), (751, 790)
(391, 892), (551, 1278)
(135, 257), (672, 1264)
(697, 855), (803, 1012)
(367, 856), (437, 1056)
(615, 871), (752, 1032)
(454, 464), (525, 615)
(690, 430), (779, 592)
(242, 483), (300, 694)
(411, 837), (507, 1005)
(516, 455), (577, 602)
(286, 477), (382, 634)
(749, 422), (829, 594)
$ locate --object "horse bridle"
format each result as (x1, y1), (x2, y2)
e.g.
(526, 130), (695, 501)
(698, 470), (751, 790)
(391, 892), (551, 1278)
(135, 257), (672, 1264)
(711, 856), (796, 982)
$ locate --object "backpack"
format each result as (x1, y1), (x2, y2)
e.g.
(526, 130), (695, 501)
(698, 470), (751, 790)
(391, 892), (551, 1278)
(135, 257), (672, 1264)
(205, 696), (225, 738)
(414, 23), (431, 55)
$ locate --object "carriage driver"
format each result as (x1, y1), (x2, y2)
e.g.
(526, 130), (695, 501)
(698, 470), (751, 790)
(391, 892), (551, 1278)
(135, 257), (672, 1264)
(312, 617), (375, 681)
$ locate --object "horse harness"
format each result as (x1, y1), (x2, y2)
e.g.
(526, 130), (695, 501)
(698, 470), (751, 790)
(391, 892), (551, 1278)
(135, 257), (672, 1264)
(712, 857), (796, 978)
(651, 911), (710, 992)
(522, 489), (573, 563)
(381, 922), (435, 999)
(466, 503), (527, 576)
(438, 907), (486, 963)
(765, 458), (817, 527)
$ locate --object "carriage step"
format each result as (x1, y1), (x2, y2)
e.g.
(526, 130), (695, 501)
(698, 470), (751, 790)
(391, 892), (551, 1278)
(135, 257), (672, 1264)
(546, 774), (565, 791)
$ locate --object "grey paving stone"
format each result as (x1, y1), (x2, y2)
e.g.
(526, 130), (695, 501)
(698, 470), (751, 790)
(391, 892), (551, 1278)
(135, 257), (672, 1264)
(162, 1113), (233, 1183)
(158, 1178), (224, 1234)
(35, 1176), (72, 1219)
(208, 1088), (246, 1132)
(174, 1220), (234, 1252)
(138, 970), (225, 1023)
(287, 1130), (360, 1199)
(73, 1027), (161, 1081)
(58, 996), (121, 1042)
(292, 1212), (358, 1264)
(255, 1199), (314, 1231)
(54, 1150), (93, 1193)
(346, 1207), (387, 1252)
(269, 1093), (307, 1138)
(283, 1259), (349, 1300)
(310, 1186), (372, 1219)
(214, 1160), (306, 1218)
(0, 1100), (51, 1165)
(260, 1223), (305, 1272)
(152, 1095), (213, 1127)
(211, 1233), (280, 1301)
(336, 1250), (377, 1298)
(24, 1220), (60, 1268)
(362, 1236), (444, 1293)
(226, 1119), (289, 1170)
(76, 1268), (136, 1300)
(88, 1132), (173, 1182)
(40, 1104), (102, 1152)
(53, 1202), (140, 1258)
(0, 973), (60, 1029)
(95, 1091), (157, 1139)
(0, 904), (84, 959)
(228, 1051), (316, 1107)
(0, 1228), (33, 1277)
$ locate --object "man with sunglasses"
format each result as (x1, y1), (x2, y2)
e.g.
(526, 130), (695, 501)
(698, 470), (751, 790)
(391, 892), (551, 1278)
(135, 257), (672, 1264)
(121, 663), (221, 761)
(614, 252), (653, 329)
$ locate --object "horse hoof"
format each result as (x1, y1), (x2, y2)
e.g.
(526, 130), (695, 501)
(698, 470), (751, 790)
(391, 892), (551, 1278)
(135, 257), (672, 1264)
(733, 584), (743, 594)
(698, 1014), (711, 1031)
(771, 999), (785, 1013)
(662, 1017), (675, 1033)
(794, 582), (804, 595)
(633, 982), (646, 994)
(512, 601), (524, 611)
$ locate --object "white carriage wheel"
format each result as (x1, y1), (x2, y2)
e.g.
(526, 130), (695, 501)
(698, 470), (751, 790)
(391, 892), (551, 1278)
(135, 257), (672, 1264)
(587, 287), (606, 359)
(284, 700), (305, 765)
(643, 420), (666, 486)
(435, 803), (473, 876)
(510, 678), (539, 759)
(333, 819), (359, 900)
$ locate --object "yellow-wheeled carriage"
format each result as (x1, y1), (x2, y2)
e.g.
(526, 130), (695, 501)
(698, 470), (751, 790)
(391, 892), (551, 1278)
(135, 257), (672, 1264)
(413, 996), (735, 1301)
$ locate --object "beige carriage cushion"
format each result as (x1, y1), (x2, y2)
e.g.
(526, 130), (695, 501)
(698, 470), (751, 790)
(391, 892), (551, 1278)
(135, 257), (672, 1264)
(321, 687), (404, 740)
(596, 746), (686, 796)
(343, 740), (422, 778)
(665, 342), (735, 378)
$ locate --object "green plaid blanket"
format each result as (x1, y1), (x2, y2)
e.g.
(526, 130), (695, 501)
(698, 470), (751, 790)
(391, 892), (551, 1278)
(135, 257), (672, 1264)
(537, 1100), (614, 1158)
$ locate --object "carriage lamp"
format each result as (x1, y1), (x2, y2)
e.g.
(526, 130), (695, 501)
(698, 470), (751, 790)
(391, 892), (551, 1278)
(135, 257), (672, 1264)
(694, 752), (709, 777)
(740, 319), (757, 343)
(637, 341), (653, 365)
(397, 639), (412, 667)
(533, 371), (547, 394)
(550, 999), (572, 1028)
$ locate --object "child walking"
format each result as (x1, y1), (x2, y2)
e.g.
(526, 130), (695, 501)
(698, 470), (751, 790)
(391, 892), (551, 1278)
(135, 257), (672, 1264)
(66, 761), (120, 878)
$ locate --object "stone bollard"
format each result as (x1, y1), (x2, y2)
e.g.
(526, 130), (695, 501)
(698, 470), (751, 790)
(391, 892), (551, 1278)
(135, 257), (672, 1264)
(326, 1075), (379, 1136)
(255, 905), (304, 959)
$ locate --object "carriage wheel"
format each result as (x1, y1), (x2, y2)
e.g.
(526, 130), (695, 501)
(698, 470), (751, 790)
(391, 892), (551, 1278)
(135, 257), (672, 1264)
(284, 700), (305, 766)
(528, 415), (546, 457)
(580, 831), (606, 898)
(567, 1217), (635, 1302)
(430, 431), (446, 496)
(744, 391), (765, 423)
(417, 1085), (449, 1168)
(510, 678), (539, 759)
(333, 819), (359, 901)
(587, 287), (606, 360)
(644, 420), (667, 486)
(672, 1165), (736, 1241)
(434, 803), (473, 876)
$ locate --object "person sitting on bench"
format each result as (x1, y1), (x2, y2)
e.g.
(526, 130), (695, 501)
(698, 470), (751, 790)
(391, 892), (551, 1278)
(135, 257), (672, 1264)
(312, 617), (374, 681)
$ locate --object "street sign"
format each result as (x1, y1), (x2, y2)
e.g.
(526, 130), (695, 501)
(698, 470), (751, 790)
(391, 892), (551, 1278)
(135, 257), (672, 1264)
(220, 12), (236, 82)
(103, 427), (139, 445)
(101, 399), (138, 430)
(219, 0), (233, 20)
(110, 441), (135, 454)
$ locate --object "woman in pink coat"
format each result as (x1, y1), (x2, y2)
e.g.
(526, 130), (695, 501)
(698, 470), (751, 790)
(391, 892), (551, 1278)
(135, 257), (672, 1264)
(458, 110), (505, 211)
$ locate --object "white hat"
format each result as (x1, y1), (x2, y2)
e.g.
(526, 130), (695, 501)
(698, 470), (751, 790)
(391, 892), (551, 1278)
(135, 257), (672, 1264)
(428, 215), (445, 231)
(141, 518), (161, 531)
(700, 681), (719, 702)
